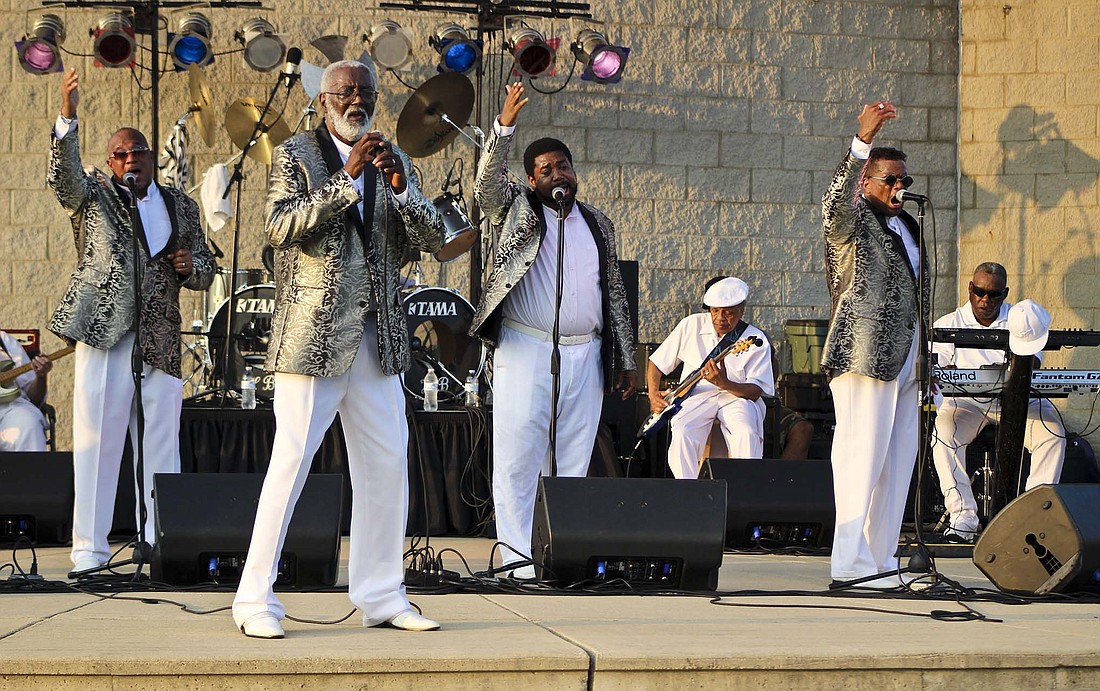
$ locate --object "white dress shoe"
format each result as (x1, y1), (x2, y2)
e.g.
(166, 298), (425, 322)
(68, 557), (103, 578)
(383, 610), (440, 632)
(239, 612), (285, 639)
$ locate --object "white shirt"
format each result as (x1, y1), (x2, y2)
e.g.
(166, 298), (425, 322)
(0, 331), (38, 402)
(494, 119), (603, 336)
(649, 313), (775, 397)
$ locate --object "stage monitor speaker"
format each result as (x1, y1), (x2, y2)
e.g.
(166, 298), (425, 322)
(704, 458), (835, 550)
(151, 473), (343, 588)
(0, 451), (74, 545)
(531, 477), (726, 591)
(973, 484), (1100, 595)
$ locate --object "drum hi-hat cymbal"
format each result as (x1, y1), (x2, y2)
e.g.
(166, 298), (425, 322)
(224, 98), (292, 164)
(397, 73), (475, 158)
(187, 64), (215, 146)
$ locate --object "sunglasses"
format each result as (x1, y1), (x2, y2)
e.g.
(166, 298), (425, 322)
(322, 86), (379, 104)
(868, 174), (914, 188)
(110, 146), (151, 161)
(970, 284), (1007, 300)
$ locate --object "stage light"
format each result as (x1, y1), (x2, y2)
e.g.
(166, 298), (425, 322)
(15, 14), (65, 75)
(366, 20), (413, 71)
(430, 23), (481, 75)
(236, 18), (286, 72)
(92, 13), (136, 69)
(571, 29), (629, 84)
(168, 12), (214, 70)
(507, 27), (555, 78)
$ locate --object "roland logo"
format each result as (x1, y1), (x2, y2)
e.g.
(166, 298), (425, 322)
(235, 298), (275, 314)
(934, 367), (977, 382)
(408, 301), (458, 317)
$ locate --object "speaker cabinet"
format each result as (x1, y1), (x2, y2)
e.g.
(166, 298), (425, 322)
(704, 458), (835, 549)
(151, 473), (343, 588)
(531, 477), (726, 591)
(0, 452), (74, 545)
(973, 484), (1100, 595)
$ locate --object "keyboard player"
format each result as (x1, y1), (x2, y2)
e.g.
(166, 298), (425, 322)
(931, 262), (1066, 543)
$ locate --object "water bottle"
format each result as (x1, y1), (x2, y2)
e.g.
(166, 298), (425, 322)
(240, 366), (257, 410)
(422, 367), (439, 412)
(464, 370), (479, 407)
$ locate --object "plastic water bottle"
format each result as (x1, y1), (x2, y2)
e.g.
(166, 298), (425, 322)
(240, 366), (257, 410)
(422, 367), (439, 412)
(464, 370), (479, 407)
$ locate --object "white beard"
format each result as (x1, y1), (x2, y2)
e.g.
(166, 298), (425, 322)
(328, 105), (372, 143)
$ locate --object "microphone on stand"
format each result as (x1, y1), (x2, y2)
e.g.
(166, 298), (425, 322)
(894, 188), (929, 204)
(280, 47), (303, 89)
(122, 172), (138, 187)
(552, 186), (568, 201)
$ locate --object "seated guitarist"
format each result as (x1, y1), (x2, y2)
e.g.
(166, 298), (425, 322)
(0, 330), (52, 451)
(647, 277), (774, 478)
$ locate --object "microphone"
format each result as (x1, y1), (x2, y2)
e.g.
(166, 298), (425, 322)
(280, 47), (302, 88)
(894, 189), (929, 204)
(122, 172), (138, 187)
(552, 186), (568, 201)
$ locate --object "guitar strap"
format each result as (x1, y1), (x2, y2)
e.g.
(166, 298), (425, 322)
(705, 320), (750, 361)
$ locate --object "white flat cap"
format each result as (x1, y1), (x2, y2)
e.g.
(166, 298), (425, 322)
(703, 277), (749, 308)
(1008, 299), (1051, 356)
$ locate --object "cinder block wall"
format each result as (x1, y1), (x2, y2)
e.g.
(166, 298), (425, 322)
(960, 0), (1100, 441)
(2, 1), (961, 449)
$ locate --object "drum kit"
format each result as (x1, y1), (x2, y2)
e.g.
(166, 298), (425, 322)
(180, 67), (485, 404)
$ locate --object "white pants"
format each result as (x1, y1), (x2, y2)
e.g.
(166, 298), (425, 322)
(667, 390), (764, 479)
(492, 325), (604, 568)
(932, 396), (1065, 528)
(72, 334), (183, 566)
(0, 398), (48, 451)
(233, 324), (411, 628)
(829, 338), (918, 580)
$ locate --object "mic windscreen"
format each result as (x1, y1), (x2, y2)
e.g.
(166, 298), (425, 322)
(552, 186), (567, 201)
(122, 172), (138, 186)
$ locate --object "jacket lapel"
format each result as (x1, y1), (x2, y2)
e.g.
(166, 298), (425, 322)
(315, 122), (367, 242)
(156, 184), (181, 260)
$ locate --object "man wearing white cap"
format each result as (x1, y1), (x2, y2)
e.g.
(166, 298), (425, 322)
(931, 263), (1065, 543)
(647, 277), (774, 478)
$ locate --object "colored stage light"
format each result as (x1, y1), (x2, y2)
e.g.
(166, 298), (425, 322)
(571, 29), (629, 84)
(169, 12), (214, 70)
(430, 23), (481, 74)
(16, 14), (65, 75)
(92, 13), (136, 69)
(367, 20), (413, 71)
(507, 27), (555, 78)
(236, 18), (286, 72)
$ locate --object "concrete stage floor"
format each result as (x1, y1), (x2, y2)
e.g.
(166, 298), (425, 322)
(1, 537), (1098, 690)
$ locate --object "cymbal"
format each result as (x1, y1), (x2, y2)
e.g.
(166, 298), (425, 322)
(224, 98), (292, 164)
(396, 73), (475, 158)
(187, 64), (215, 147)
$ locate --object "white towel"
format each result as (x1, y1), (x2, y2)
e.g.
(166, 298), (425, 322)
(200, 164), (234, 232)
(158, 122), (190, 190)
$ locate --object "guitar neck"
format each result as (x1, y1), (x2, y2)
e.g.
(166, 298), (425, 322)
(0, 346), (74, 386)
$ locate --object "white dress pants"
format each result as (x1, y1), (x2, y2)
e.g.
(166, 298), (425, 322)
(492, 325), (604, 569)
(233, 324), (411, 628)
(71, 333), (183, 566)
(829, 338), (918, 580)
(932, 396), (1065, 526)
(0, 398), (48, 451)
(667, 390), (764, 479)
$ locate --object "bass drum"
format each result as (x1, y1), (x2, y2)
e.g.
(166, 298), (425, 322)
(404, 287), (485, 399)
(205, 267), (270, 327)
(207, 284), (276, 399)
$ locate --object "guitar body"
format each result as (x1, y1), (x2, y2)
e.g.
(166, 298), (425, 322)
(0, 356), (16, 404)
(637, 399), (684, 440)
(0, 345), (75, 405)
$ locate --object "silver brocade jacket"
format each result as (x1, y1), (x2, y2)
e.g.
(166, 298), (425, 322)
(264, 125), (443, 378)
(47, 127), (216, 379)
(821, 151), (930, 382)
(470, 127), (637, 390)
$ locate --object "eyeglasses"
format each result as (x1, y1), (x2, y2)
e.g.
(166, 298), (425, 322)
(970, 284), (1007, 300)
(868, 174), (914, 188)
(110, 146), (151, 161)
(322, 86), (379, 104)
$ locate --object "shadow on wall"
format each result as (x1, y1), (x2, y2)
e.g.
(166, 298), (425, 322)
(961, 104), (1099, 332)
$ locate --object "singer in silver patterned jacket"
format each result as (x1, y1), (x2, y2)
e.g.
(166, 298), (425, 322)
(233, 59), (444, 639)
(821, 100), (930, 589)
(471, 83), (637, 582)
(46, 69), (216, 576)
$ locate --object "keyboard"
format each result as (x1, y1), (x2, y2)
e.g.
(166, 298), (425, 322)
(935, 368), (1100, 397)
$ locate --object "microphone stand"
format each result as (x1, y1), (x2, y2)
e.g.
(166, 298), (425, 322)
(547, 195), (567, 476)
(908, 197), (935, 576)
(216, 70), (293, 408)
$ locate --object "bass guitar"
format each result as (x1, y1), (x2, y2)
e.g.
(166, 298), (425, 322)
(0, 346), (75, 404)
(636, 335), (763, 440)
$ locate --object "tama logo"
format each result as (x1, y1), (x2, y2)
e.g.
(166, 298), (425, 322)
(235, 298), (275, 314)
(408, 301), (458, 317)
